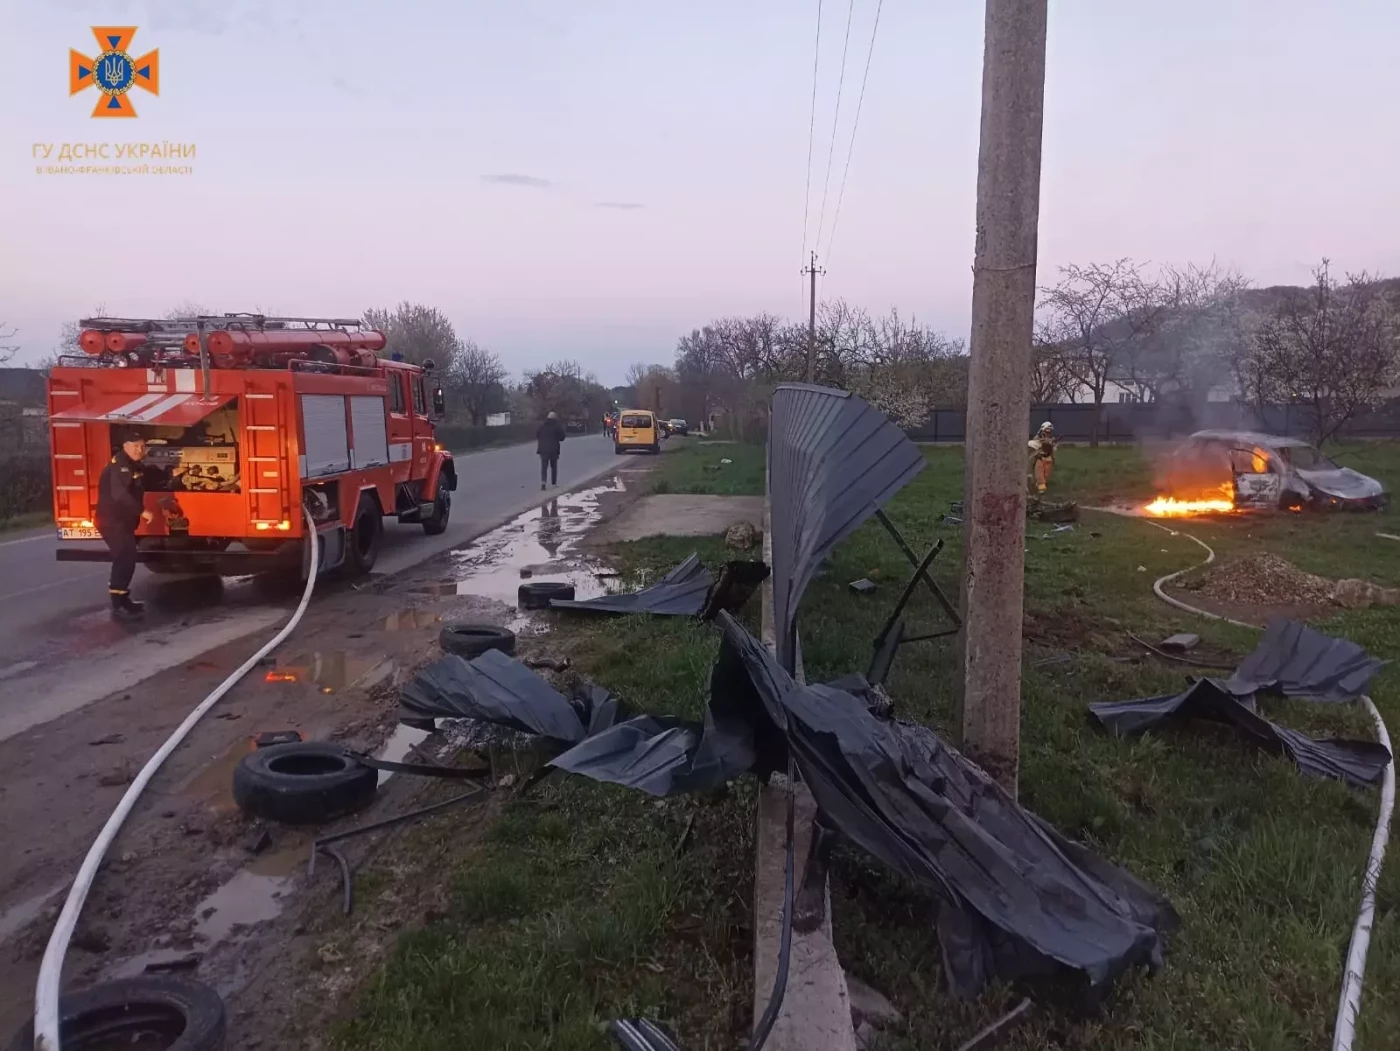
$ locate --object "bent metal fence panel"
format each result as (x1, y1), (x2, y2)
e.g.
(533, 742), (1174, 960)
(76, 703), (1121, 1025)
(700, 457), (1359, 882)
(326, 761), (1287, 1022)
(767, 383), (926, 673)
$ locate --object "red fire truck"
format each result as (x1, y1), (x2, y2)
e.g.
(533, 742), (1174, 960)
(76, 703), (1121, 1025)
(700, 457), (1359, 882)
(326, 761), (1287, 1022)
(47, 314), (458, 578)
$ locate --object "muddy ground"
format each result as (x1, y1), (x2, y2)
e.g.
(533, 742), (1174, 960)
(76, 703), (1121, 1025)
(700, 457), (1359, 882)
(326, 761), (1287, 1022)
(0, 462), (664, 1047)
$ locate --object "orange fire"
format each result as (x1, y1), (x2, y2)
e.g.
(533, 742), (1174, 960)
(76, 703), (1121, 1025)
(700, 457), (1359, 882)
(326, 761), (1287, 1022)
(1143, 482), (1236, 517)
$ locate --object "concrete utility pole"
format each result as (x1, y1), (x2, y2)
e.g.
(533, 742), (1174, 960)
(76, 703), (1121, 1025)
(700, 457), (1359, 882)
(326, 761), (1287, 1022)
(958, 0), (1048, 797)
(802, 251), (825, 382)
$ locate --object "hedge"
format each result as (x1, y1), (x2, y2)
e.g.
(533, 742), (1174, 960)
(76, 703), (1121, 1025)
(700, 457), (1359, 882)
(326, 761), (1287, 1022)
(0, 454), (52, 522)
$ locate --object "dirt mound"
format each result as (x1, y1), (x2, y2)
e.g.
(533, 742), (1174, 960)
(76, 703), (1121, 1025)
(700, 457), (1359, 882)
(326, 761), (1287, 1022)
(1188, 553), (1400, 610)
(1190, 553), (1336, 607)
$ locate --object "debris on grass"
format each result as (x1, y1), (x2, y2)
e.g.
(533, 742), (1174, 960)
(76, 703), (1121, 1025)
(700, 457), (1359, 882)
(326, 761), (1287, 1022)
(1186, 553), (1400, 610)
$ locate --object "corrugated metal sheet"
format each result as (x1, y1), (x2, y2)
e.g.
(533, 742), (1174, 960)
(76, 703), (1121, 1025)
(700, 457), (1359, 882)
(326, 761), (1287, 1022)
(768, 383), (927, 671)
(550, 552), (711, 617)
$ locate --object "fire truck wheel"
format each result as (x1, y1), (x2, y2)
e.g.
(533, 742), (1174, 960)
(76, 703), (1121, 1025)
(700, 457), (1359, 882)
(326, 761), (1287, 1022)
(231, 742), (378, 824)
(346, 496), (384, 575)
(518, 581), (576, 610)
(6, 975), (226, 1051)
(439, 622), (517, 658)
(422, 487), (452, 536)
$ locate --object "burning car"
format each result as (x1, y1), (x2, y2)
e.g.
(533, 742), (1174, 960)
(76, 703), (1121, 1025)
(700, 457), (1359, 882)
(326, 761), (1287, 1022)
(1149, 429), (1387, 516)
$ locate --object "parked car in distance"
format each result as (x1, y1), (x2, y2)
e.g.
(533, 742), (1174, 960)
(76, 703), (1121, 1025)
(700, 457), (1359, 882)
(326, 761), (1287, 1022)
(657, 419), (672, 439)
(1159, 430), (1388, 511)
(615, 409), (661, 455)
(667, 418), (689, 436)
(565, 416), (586, 434)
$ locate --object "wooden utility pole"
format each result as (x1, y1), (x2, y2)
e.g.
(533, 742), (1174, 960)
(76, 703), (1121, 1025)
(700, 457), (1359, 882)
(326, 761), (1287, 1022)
(802, 251), (825, 382)
(957, 0), (1048, 797)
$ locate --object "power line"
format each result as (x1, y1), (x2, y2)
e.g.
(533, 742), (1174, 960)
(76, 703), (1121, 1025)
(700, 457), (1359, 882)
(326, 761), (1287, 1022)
(799, 0), (824, 264)
(813, 0), (856, 254)
(822, 0), (883, 267)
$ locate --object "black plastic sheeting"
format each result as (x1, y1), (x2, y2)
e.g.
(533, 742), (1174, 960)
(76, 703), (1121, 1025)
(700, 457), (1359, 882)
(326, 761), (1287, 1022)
(404, 615), (1178, 997)
(550, 553), (712, 617)
(768, 384), (927, 671)
(707, 612), (1177, 997)
(400, 648), (628, 744)
(1090, 619), (1391, 788)
(549, 554), (771, 620)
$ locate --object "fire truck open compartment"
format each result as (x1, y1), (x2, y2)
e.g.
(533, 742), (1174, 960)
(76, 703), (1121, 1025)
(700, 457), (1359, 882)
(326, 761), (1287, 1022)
(48, 314), (455, 579)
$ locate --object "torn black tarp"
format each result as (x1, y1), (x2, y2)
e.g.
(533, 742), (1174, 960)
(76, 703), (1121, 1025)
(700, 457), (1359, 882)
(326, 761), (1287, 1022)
(550, 553), (712, 616)
(1225, 618), (1387, 701)
(708, 611), (1177, 997)
(1090, 680), (1391, 787)
(767, 384), (927, 671)
(1090, 619), (1391, 788)
(400, 649), (627, 744)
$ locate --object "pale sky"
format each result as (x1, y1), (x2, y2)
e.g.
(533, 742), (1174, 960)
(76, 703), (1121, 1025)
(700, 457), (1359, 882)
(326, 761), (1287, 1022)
(2, 0), (1397, 383)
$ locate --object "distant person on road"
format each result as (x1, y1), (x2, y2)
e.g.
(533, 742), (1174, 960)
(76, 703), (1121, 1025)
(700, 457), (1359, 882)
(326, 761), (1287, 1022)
(537, 411), (566, 490)
(97, 434), (155, 620)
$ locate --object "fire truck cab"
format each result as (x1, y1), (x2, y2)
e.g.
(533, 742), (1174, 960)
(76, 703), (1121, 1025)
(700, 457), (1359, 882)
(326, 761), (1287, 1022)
(47, 314), (458, 579)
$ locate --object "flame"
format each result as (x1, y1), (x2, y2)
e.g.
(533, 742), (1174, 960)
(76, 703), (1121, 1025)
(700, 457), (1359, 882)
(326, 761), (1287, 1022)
(1143, 496), (1236, 517)
(264, 670), (298, 682)
(1144, 480), (1237, 517)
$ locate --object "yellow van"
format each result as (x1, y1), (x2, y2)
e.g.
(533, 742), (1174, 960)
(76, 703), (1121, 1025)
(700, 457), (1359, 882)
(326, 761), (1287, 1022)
(614, 409), (661, 454)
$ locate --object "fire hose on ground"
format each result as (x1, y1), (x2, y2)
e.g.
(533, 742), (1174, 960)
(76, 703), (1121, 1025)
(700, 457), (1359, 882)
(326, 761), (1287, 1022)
(33, 506), (320, 1051)
(1142, 518), (1394, 1051)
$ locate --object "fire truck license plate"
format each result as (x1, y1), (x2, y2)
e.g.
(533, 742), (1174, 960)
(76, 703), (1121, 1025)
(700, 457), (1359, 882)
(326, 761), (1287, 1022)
(59, 526), (101, 540)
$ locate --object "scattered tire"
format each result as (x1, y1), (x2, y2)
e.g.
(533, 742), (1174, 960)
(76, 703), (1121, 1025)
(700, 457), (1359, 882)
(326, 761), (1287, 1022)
(518, 581), (576, 610)
(6, 975), (226, 1051)
(422, 485), (451, 536)
(231, 742), (377, 824)
(344, 494), (383, 576)
(439, 622), (517, 658)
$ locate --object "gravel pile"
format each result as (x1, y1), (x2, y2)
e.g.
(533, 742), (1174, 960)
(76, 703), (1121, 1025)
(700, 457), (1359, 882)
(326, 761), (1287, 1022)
(1191, 553), (1336, 607)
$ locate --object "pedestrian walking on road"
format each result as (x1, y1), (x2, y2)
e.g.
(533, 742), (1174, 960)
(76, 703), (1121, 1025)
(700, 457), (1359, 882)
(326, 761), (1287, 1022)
(97, 434), (154, 620)
(537, 411), (566, 490)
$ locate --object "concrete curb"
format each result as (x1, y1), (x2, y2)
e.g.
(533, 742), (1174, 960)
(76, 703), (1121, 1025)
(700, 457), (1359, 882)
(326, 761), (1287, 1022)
(751, 475), (858, 1051)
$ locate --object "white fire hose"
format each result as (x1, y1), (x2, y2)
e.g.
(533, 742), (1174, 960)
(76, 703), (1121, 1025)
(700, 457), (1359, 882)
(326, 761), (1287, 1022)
(34, 507), (320, 1050)
(1142, 518), (1394, 1051)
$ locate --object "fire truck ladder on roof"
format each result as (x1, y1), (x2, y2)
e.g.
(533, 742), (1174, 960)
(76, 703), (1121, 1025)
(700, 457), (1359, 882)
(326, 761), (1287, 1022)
(80, 315), (370, 333)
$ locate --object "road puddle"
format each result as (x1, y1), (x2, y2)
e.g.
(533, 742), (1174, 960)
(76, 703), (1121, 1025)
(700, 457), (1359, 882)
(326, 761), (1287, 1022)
(193, 867), (291, 943)
(382, 608), (442, 632)
(185, 735), (256, 812)
(373, 722), (431, 785)
(264, 651), (397, 693)
(412, 479), (623, 612)
(0, 881), (67, 944)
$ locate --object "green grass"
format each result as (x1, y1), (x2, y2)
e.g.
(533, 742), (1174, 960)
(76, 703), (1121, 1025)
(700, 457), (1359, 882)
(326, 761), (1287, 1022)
(340, 442), (1400, 1051)
(336, 546), (759, 1051)
(798, 441), (1400, 1050)
(649, 440), (765, 496)
(0, 510), (52, 534)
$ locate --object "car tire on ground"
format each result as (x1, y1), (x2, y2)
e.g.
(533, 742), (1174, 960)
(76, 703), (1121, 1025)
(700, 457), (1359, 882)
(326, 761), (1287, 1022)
(6, 975), (226, 1051)
(615, 443), (625, 455)
(345, 494), (383, 576)
(518, 581), (576, 610)
(231, 742), (378, 824)
(422, 485), (451, 536)
(651, 443), (661, 455)
(439, 622), (517, 658)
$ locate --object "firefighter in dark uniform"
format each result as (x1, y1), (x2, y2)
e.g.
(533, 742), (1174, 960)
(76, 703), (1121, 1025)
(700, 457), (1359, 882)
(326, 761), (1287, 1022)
(97, 434), (154, 619)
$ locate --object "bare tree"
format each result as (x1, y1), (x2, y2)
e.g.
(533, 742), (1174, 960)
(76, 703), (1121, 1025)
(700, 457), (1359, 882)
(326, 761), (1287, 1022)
(166, 301), (214, 319)
(1243, 260), (1399, 446)
(1030, 323), (1077, 403)
(1038, 259), (1164, 444)
(0, 322), (18, 366)
(363, 302), (459, 371)
(446, 339), (507, 424)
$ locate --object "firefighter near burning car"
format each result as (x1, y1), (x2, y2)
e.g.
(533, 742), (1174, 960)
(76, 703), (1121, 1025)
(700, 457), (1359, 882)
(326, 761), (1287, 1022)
(1028, 421), (1057, 494)
(47, 314), (457, 605)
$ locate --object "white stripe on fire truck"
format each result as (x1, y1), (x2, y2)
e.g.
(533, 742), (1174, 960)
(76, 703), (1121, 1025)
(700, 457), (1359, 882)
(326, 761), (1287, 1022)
(111, 393), (191, 422)
(100, 392), (167, 419)
(51, 390), (78, 396)
(175, 370), (196, 393)
(54, 454), (83, 460)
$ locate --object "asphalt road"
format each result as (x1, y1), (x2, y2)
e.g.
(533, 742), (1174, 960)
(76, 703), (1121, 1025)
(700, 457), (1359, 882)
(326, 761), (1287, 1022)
(0, 435), (628, 674)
